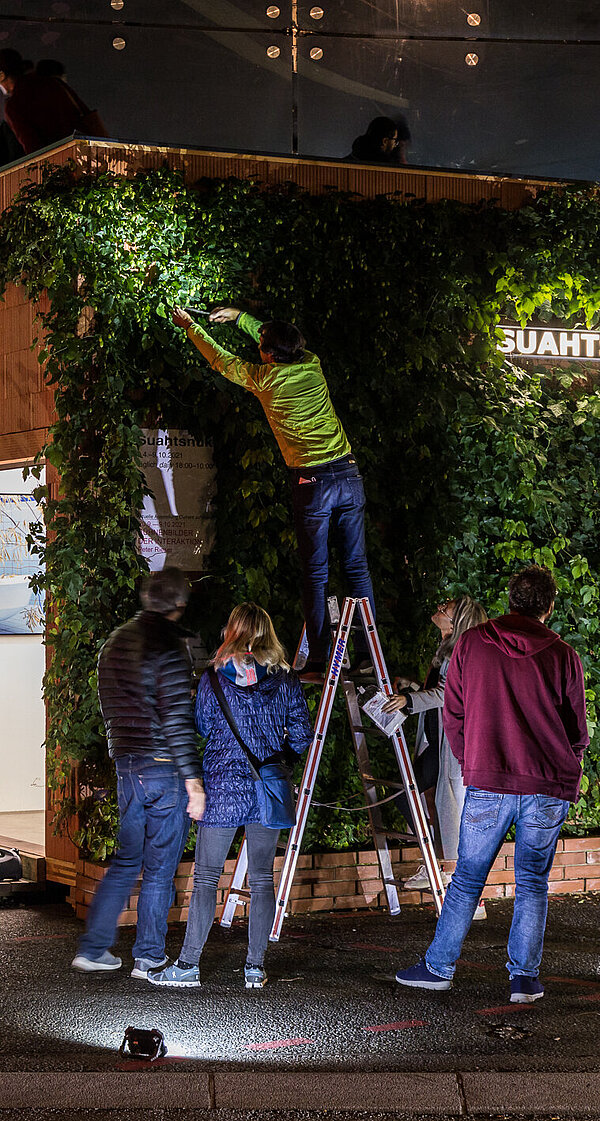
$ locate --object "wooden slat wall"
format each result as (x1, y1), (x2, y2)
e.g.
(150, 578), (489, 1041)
(0, 138), (559, 878)
(0, 283), (53, 462)
(72, 139), (552, 208)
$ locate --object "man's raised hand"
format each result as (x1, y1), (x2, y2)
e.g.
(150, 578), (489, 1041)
(171, 305), (194, 329)
(209, 306), (240, 323)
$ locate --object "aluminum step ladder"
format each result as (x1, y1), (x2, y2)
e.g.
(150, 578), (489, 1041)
(219, 596), (445, 940)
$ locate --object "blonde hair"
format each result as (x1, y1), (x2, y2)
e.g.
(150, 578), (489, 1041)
(212, 602), (290, 673)
(434, 594), (488, 665)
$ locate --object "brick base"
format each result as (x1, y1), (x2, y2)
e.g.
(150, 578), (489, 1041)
(68, 833), (600, 925)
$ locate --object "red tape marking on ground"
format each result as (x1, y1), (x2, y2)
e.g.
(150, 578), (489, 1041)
(546, 975), (600, 989)
(247, 1037), (313, 1051)
(12, 934), (70, 942)
(458, 959), (497, 972)
(476, 1004), (535, 1015)
(579, 992), (600, 1002)
(116, 1057), (182, 1070)
(349, 942), (395, 953)
(364, 1020), (429, 1033)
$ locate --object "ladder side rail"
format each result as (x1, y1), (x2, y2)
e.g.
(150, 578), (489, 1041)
(269, 595), (356, 940)
(342, 675), (401, 915)
(356, 597), (446, 916)
(219, 835), (249, 928)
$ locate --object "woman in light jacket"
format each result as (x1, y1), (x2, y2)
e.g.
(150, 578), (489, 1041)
(149, 602), (312, 990)
(384, 596), (487, 911)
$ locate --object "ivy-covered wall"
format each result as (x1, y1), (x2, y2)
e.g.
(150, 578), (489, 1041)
(0, 165), (598, 859)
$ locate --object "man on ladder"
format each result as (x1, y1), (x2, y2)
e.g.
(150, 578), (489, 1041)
(171, 304), (375, 678)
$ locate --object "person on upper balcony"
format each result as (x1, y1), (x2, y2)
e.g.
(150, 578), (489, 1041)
(0, 47), (100, 154)
(348, 115), (411, 166)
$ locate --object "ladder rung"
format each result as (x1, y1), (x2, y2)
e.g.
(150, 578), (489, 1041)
(362, 775), (405, 790)
(350, 723), (387, 737)
(229, 889), (251, 900)
(380, 830), (415, 841)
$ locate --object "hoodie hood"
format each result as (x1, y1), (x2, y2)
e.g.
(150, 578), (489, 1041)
(479, 614), (560, 659)
(219, 656), (270, 687)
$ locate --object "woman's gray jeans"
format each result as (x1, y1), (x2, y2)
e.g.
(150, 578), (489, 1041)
(180, 821), (280, 966)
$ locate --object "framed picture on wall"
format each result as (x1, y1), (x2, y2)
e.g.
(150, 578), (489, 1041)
(0, 491), (44, 635)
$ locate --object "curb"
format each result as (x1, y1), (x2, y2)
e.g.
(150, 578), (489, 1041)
(0, 1070), (598, 1114)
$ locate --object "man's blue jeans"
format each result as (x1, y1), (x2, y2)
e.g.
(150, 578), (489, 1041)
(290, 454), (375, 661)
(78, 758), (190, 963)
(426, 787), (569, 981)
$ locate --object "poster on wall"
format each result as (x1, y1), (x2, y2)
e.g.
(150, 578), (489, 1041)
(139, 429), (216, 572)
(0, 492), (45, 635)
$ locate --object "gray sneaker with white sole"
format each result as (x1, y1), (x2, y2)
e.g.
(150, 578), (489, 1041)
(71, 950), (122, 972)
(131, 956), (168, 980)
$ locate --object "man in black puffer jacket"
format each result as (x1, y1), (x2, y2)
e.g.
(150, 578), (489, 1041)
(72, 567), (205, 979)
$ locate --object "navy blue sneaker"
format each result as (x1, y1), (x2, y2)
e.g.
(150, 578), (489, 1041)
(510, 976), (544, 1003)
(395, 959), (452, 991)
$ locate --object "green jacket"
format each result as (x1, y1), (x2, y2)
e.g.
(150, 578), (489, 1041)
(187, 312), (351, 469)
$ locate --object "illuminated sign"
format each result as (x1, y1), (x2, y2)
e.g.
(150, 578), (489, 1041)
(498, 325), (600, 361)
(139, 428), (216, 573)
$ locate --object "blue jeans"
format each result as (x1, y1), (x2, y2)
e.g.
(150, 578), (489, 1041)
(78, 758), (190, 962)
(426, 787), (569, 981)
(290, 454), (375, 660)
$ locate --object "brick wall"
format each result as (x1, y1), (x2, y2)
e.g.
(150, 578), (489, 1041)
(70, 833), (600, 924)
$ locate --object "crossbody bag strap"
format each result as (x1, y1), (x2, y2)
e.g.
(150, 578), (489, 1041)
(207, 667), (261, 779)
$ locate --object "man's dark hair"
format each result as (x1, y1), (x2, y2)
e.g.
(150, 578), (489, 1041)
(508, 565), (557, 618)
(260, 320), (305, 364)
(140, 567), (191, 615)
(365, 115), (398, 144)
(0, 49), (26, 78)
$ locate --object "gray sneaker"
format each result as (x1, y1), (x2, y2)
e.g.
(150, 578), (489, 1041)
(131, 956), (168, 980)
(244, 964), (267, 989)
(71, 950), (122, 972)
(147, 961), (201, 988)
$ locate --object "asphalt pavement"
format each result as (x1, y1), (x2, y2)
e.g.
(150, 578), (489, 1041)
(1, 891), (600, 1116)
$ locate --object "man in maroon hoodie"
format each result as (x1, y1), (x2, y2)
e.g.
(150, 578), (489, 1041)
(396, 566), (588, 1003)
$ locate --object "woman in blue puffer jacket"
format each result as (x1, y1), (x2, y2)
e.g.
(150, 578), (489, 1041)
(149, 602), (313, 991)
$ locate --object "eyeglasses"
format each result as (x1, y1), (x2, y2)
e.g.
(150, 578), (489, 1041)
(437, 603), (454, 623)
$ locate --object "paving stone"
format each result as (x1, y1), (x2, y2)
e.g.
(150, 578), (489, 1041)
(213, 1072), (461, 1113)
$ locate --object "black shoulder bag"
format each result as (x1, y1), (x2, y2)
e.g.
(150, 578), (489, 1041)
(208, 668), (296, 829)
